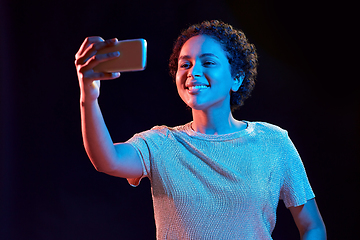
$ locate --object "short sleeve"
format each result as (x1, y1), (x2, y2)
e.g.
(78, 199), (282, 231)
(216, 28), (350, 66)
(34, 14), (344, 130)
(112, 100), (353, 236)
(125, 127), (167, 187)
(125, 133), (151, 187)
(279, 131), (315, 208)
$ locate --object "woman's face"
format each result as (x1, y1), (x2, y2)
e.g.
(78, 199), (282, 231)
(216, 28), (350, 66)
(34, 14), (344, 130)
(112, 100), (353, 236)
(176, 35), (241, 112)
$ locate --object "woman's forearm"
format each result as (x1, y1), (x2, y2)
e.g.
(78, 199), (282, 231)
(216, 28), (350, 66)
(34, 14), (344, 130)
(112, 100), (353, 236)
(80, 98), (119, 172)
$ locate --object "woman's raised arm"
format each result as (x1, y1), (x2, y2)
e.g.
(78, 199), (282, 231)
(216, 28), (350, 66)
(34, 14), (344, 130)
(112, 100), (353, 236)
(74, 36), (143, 179)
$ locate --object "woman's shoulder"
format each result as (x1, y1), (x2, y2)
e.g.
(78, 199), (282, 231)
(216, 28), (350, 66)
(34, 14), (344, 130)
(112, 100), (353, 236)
(247, 121), (288, 137)
(137, 123), (189, 138)
(150, 123), (189, 133)
(249, 121), (285, 130)
(137, 125), (171, 137)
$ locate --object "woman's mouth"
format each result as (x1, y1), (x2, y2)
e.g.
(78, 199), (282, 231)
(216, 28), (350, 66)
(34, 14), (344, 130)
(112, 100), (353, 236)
(186, 84), (209, 94)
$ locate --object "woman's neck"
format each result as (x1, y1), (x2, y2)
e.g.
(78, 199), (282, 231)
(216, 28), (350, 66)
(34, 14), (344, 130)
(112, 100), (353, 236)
(191, 107), (246, 135)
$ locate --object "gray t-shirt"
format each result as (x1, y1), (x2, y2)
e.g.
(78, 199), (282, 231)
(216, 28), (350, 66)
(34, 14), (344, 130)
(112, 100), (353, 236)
(126, 121), (315, 239)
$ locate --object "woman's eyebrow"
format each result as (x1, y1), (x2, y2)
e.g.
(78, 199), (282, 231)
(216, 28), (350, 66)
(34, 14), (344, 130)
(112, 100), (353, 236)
(200, 53), (219, 59)
(179, 53), (219, 61)
(178, 55), (191, 61)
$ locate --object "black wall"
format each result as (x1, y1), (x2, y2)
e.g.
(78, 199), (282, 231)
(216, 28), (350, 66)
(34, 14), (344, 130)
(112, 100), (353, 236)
(1, 0), (358, 239)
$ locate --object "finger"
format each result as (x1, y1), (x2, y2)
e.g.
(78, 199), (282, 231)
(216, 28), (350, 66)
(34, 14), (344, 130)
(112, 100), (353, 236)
(83, 71), (121, 81)
(75, 36), (104, 59)
(80, 51), (120, 72)
(75, 38), (118, 65)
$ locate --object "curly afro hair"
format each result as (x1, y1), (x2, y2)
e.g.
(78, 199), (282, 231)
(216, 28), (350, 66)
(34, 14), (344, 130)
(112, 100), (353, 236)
(169, 20), (258, 111)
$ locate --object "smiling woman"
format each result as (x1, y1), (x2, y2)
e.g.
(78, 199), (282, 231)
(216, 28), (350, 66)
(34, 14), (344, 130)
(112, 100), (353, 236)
(176, 35), (238, 112)
(74, 20), (326, 239)
(169, 20), (258, 111)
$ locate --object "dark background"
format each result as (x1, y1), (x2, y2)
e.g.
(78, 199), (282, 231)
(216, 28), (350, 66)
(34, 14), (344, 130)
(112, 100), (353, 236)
(1, 0), (358, 239)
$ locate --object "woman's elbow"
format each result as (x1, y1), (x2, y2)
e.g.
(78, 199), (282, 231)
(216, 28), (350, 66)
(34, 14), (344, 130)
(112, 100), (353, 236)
(90, 161), (112, 174)
(301, 224), (326, 240)
(301, 221), (326, 240)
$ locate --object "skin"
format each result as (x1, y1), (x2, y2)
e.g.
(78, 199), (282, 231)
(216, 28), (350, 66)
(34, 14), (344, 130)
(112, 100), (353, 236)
(75, 36), (143, 178)
(289, 199), (327, 239)
(75, 34), (326, 239)
(176, 35), (246, 135)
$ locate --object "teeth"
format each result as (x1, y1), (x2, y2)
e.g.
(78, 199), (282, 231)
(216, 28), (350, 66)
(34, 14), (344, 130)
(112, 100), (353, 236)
(188, 85), (208, 90)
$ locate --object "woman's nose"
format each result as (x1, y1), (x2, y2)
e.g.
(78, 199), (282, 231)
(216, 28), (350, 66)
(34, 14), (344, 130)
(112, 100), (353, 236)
(187, 62), (202, 78)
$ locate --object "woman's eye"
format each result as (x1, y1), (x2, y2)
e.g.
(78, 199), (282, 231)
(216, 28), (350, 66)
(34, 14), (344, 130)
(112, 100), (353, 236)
(180, 63), (190, 68)
(203, 61), (215, 66)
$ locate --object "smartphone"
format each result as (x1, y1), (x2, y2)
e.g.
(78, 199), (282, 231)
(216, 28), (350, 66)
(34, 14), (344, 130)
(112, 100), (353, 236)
(93, 38), (147, 73)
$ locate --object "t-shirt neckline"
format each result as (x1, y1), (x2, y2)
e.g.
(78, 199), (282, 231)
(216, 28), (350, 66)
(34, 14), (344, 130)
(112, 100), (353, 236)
(180, 120), (254, 141)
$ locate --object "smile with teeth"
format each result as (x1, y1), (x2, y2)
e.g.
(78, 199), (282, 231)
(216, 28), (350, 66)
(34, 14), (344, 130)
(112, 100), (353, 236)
(187, 85), (209, 90)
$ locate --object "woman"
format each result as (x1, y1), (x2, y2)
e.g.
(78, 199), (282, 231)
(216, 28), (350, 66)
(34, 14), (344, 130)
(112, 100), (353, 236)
(75, 20), (326, 239)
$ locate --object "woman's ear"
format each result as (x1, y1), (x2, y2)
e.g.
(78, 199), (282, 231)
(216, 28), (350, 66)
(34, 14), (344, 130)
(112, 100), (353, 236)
(231, 72), (244, 92)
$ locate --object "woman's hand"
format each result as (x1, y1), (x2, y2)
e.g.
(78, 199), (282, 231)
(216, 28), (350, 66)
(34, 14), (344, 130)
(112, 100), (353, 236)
(74, 36), (121, 102)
